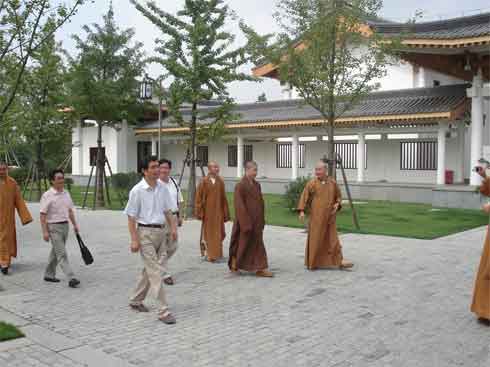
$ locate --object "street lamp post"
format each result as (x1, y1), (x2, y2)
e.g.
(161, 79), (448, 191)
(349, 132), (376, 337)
(140, 74), (163, 159)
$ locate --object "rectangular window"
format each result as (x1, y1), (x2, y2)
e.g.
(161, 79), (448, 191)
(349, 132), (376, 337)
(400, 141), (437, 170)
(228, 145), (253, 167)
(332, 143), (368, 170)
(276, 143), (305, 168)
(196, 145), (208, 167)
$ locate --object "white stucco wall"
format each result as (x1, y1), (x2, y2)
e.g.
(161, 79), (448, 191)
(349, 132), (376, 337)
(72, 123), (139, 176)
(161, 135), (462, 185)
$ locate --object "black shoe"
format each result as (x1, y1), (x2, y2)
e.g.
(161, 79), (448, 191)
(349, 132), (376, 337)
(1, 266), (8, 275)
(68, 278), (80, 288)
(44, 277), (60, 283)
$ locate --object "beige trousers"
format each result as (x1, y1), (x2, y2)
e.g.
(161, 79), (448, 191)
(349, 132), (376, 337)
(130, 227), (168, 312)
(45, 223), (75, 279)
(160, 214), (178, 279)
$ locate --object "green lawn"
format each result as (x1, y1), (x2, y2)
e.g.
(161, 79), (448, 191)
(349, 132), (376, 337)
(65, 186), (488, 239)
(0, 322), (24, 342)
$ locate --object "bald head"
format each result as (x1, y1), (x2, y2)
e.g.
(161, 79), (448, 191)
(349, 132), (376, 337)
(245, 160), (258, 179)
(314, 160), (328, 179)
(208, 160), (220, 176)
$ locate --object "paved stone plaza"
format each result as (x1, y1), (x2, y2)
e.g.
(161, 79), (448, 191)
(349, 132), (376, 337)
(0, 203), (489, 367)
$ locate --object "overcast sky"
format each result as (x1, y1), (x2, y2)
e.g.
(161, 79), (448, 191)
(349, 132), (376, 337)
(57, 0), (490, 102)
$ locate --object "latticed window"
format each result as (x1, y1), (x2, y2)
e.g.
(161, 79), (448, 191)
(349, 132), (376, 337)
(228, 145), (253, 167)
(276, 143), (305, 168)
(196, 145), (208, 167)
(332, 143), (368, 170)
(400, 141), (437, 170)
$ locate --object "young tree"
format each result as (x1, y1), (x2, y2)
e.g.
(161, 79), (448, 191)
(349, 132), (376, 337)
(242, 0), (400, 176)
(16, 19), (72, 200)
(0, 0), (88, 127)
(132, 0), (255, 218)
(68, 4), (145, 208)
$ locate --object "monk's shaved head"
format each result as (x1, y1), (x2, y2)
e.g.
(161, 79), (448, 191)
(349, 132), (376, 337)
(245, 161), (257, 170)
(315, 160), (328, 179)
(245, 161), (258, 180)
(316, 160), (328, 170)
(208, 160), (220, 176)
(208, 160), (219, 169)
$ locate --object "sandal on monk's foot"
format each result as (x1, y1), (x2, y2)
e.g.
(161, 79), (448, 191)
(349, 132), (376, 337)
(164, 276), (174, 286)
(478, 318), (490, 326)
(130, 303), (149, 313)
(158, 310), (176, 325)
(340, 261), (354, 270)
(256, 270), (274, 278)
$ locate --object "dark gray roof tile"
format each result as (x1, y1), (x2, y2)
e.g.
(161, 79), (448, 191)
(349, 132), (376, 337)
(370, 13), (490, 40)
(140, 84), (468, 130)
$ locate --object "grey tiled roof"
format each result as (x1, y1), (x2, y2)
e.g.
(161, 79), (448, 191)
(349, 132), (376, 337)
(140, 84), (468, 130)
(370, 13), (490, 40)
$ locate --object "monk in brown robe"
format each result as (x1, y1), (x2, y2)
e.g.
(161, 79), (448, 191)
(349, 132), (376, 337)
(297, 161), (353, 271)
(0, 161), (33, 275)
(471, 168), (490, 324)
(228, 161), (272, 277)
(195, 161), (230, 262)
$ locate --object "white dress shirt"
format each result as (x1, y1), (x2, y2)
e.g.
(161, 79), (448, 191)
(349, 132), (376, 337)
(158, 177), (184, 213)
(124, 178), (172, 225)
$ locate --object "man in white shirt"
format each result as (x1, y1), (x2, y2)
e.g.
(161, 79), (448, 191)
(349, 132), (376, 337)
(124, 156), (178, 324)
(158, 159), (184, 285)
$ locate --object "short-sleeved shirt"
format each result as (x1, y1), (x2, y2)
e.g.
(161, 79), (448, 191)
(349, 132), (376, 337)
(158, 177), (184, 213)
(124, 178), (172, 225)
(40, 188), (75, 223)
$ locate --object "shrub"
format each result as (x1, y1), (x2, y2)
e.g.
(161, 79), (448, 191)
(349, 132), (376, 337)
(8, 167), (29, 187)
(110, 172), (141, 204)
(284, 176), (310, 211)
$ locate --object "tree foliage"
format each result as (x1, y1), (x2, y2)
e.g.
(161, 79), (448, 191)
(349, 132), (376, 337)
(14, 19), (73, 199)
(242, 0), (402, 175)
(67, 4), (145, 208)
(132, 0), (256, 217)
(0, 0), (89, 128)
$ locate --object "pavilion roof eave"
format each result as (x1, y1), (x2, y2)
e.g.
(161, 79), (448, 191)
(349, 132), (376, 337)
(252, 35), (490, 79)
(134, 110), (460, 136)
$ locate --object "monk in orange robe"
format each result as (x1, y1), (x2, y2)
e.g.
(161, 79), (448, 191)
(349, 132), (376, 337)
(228, 161), (272, 277)
(471, 170), (490, 324)
(297, 160), (353, 271)
(0, 161), (33, 274)
(195, 161), (230, 262)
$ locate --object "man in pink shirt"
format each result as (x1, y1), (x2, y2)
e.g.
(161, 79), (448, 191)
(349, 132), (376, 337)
(40, 169), (81, 288)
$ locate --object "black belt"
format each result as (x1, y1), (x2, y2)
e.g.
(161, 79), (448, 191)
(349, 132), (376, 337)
(51, 221), (68, 224)
(138, 223), (165, 229)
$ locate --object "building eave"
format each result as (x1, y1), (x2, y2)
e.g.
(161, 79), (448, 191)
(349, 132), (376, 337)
(134, 111), (459, 136)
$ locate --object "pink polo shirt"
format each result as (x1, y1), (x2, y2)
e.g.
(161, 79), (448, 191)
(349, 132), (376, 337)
(40, 188), (75, 223)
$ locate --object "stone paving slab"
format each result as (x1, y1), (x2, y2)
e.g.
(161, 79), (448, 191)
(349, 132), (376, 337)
(21, 324), (83, 352)
(0, 203), (489, 367)
(61, 345), (134, 367)
(0, 307), (31, 327)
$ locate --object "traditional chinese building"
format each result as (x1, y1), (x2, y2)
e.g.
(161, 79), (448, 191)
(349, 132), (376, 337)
(72, 12), (490, 208)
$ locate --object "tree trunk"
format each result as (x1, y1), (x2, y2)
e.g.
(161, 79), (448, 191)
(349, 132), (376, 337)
(95, 122), (105, 208)
(327, 115), (336, 178)
(35, 141), (43, 201)
(186, 102), (198, 218)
